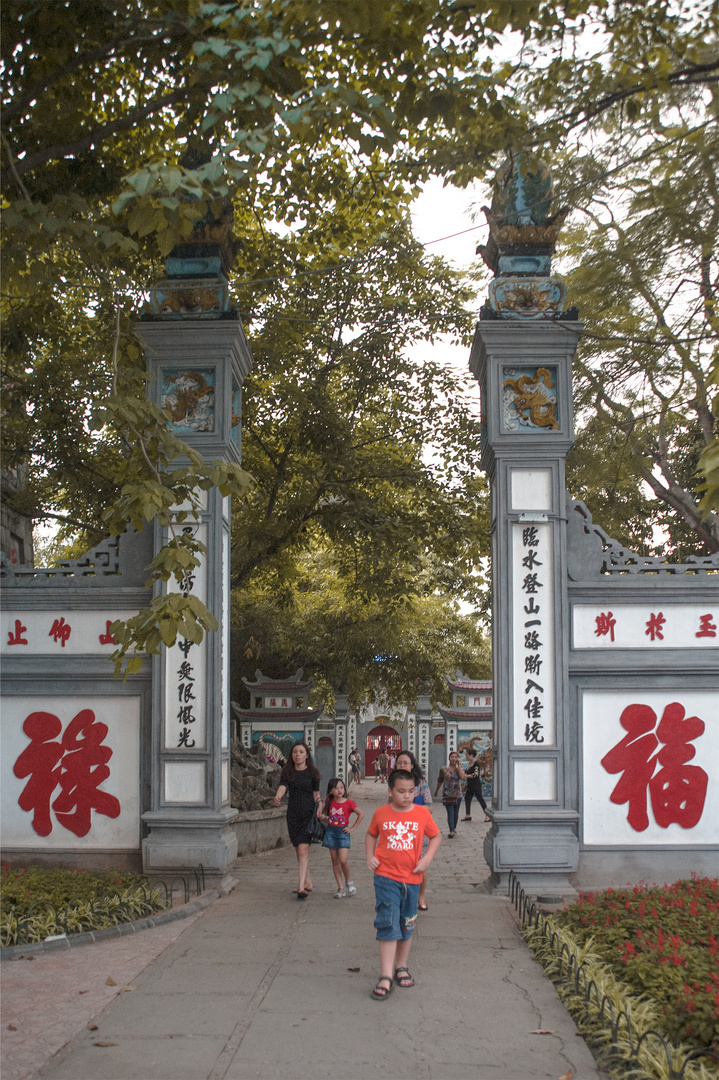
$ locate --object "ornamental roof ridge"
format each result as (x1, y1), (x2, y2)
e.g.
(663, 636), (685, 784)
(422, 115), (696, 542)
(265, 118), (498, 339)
(241, 667), (314, 691)
(231, 704), (323, 721)
(436, 705), (493, 719)
(446, 679), (493, 691)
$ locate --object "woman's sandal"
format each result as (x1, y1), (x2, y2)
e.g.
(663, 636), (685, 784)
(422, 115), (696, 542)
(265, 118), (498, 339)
(417, 902), (428, 911)
(371, 976), (394, 1000)
(394, 967), (415, 988)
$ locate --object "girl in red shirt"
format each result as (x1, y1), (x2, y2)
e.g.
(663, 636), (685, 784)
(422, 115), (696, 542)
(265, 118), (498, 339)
(321, 777), (364, 898)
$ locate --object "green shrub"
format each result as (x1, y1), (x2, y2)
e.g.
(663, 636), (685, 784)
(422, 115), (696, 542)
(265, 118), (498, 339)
(555, 877), (719, 1052)
(524, 918), (717, 1080)
(0, 865), (168, 946)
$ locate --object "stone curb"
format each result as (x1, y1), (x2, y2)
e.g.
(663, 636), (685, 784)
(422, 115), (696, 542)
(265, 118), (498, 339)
(0, 889), (219, 961)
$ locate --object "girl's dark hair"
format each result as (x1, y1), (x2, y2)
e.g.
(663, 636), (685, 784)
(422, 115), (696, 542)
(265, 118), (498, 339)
(325, 776), (344, 796)
(394, 748), (423, 783)
(279, 741), (320, 785)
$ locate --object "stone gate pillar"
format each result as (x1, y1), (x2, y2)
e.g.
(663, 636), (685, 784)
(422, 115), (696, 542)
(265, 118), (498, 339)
(333, 692), (349, 781)
(469, 153), (582, 895)
(134, 225), (253, 877)
(416, 693), (432, 783)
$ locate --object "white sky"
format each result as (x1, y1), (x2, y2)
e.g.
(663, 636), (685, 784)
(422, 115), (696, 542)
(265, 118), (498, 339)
(408, 176), (488, 397)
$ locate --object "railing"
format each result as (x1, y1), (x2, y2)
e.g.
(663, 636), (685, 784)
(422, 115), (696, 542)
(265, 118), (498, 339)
(508, 871), (719, 1080)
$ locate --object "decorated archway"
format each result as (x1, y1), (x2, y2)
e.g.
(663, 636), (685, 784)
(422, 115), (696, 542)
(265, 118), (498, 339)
(364, 723), (401, 776)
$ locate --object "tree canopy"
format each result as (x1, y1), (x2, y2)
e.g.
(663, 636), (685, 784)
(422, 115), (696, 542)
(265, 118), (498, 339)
(3, 0), (718, 688)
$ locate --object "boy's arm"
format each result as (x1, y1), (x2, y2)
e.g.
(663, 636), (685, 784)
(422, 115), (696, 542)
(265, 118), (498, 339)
(414, 831), (441, 874)
(365, 829), (380, 871)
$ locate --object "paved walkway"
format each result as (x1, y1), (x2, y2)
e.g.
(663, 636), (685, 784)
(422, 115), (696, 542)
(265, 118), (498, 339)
(2, 782), (607, 1080)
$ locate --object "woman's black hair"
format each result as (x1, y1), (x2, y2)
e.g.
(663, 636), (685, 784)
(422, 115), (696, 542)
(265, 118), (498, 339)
(279, 741), (320, 785)
(394, 748), (424, 783)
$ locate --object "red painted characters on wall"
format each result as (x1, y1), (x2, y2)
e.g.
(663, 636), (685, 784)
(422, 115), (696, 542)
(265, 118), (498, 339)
(13, 710), (121, 837)
(600, 701), (708, 832)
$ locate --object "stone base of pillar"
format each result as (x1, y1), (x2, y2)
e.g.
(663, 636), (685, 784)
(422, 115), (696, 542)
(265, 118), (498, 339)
(142, 808), (240, 876)
(482, 810), (579, 898)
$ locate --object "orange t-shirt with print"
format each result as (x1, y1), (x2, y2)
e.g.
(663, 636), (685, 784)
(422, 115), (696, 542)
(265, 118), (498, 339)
(367, 804), (439, 884)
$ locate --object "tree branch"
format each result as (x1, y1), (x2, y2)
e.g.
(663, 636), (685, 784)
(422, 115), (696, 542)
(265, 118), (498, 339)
(15, 87), (188, 176)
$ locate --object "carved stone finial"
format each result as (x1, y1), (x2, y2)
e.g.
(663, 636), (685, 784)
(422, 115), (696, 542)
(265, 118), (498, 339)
(478, 150), (577, 321)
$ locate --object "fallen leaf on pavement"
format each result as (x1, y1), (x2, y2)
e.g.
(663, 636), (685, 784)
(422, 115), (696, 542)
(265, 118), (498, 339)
(120, 986), (137, 992)
(558, 1071), (573, 1080)
(88, 1024), (98, 1031)
(79, 989), (88, 994)
(105, 977), (117, 986)
(531, 1029), (557, 1035)
(347, 967), (360, 972)
(93, 1041), (118, 1047)
(8, 1023), (17, 1031)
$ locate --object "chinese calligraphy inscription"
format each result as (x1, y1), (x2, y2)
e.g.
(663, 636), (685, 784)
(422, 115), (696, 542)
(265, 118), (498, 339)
(513, 522), (555, 746)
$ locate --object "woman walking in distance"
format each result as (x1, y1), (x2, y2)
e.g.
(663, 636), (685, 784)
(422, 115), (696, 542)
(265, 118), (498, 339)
(434, 750), (466, 838)
(274, 741), (321, 898)
(462, 747), (490, 822)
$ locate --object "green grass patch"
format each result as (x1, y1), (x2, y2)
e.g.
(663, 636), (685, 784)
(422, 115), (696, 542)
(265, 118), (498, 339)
(1, 865), (168, 946)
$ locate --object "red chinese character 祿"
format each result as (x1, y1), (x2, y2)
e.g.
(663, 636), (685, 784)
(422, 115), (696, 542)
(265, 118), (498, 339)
(13, 710), (121, 837)
(600, 702), (707, 832)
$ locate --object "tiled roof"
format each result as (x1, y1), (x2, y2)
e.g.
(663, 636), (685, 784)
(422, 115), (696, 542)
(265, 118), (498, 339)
(436, 705), (492, 720)
(446, 678), (493, 691)
(232, 708), (322, 721)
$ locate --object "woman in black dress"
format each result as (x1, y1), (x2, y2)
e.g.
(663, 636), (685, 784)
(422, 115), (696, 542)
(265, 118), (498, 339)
(273, 741), (321, 898)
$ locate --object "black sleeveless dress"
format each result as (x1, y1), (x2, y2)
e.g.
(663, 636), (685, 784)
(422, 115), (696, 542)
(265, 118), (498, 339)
(286, 768), (319, 847)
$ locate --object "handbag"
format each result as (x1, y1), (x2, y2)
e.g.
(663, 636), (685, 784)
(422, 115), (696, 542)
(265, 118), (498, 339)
(308, 804), (326, 844)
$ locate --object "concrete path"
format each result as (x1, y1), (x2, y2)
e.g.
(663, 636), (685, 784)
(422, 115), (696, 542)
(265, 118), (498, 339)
(3, 781), (607, 1080)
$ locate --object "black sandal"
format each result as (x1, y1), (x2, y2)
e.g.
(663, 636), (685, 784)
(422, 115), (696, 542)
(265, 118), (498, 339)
(371, 976), (394, 1000)
(394, 967), (415, 988)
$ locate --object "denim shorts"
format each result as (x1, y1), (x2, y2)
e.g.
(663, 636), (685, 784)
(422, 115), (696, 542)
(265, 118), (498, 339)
(373, 874), (419, 941)
(322, 824), (351, 850)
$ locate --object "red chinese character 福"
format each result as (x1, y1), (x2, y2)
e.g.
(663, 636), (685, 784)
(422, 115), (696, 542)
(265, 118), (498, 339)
(7, 619), (28, 646)
(645, 612), (666, 641)
(600, 701), (708, 832)
(49, 617), (72, 647)
(594, 612), (616, 642)
(695, 614), (717, 638)
(13, 710), (121, 837)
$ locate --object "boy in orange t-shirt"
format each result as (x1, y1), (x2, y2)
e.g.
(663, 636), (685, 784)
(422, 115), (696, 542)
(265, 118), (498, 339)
(365, 769), (441, 1000)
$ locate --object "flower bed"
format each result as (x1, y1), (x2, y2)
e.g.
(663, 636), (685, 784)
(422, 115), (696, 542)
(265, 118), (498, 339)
(1, 865), (167, 946)
(555, 877), (719, 1053)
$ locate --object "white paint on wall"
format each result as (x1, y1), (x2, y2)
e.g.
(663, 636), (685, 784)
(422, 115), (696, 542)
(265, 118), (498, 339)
(1, 611), (138, 656)
(164, 761), (206, 803)
(513, 758), (557, 801)
(510, 469), (552, 512)
(573, 605), (718, 649)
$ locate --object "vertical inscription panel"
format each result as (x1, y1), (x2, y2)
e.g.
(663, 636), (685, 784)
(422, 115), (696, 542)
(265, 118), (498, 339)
(512, 522), (555, 746)
(164, 521), (208, 750)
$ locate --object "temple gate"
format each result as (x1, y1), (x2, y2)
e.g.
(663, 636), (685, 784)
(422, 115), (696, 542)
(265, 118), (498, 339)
(471, 153), (719, 894)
